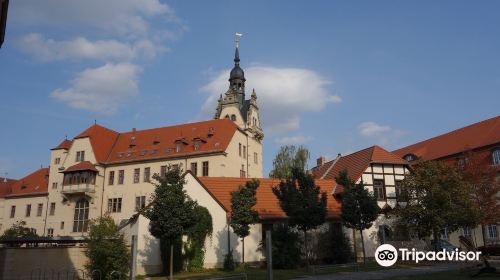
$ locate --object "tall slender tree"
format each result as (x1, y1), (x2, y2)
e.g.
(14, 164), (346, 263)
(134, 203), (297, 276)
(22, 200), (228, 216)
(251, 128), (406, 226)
(340, 179), (378, 263)
(334, 169), (358, 261)
(143, 166), (197, 279)
(272, 167), (327, 265)
(230, 179), (260, 264)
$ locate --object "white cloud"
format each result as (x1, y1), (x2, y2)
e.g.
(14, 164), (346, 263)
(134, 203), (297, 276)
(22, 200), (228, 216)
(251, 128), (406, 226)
(18, 33), (167, 62)
(50, 63), (141, 115)
(12, 0), (178, 36)
(357, 121), (405, 145)
(275, 135), (313, 146)
(201, 66), (340, 135)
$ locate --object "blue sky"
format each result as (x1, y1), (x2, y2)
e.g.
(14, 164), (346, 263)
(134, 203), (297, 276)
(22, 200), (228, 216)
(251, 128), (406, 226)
(1, 0), (499, 179)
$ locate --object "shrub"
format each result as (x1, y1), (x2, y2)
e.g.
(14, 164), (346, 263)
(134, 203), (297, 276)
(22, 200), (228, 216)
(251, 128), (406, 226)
(270, 224), (302, 269)
(85, 216), (129, 279)
(330, 230), (353, 264)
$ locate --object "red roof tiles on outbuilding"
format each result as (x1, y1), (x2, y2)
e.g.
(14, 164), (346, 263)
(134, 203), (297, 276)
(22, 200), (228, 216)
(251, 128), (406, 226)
(4, 168), (49, 198)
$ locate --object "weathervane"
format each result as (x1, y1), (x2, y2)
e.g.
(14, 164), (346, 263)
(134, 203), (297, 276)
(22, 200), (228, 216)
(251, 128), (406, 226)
(235, 32), (243, 48)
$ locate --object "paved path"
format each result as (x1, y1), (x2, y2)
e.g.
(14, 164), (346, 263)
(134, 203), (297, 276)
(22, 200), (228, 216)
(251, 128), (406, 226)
(296, 263), (460, 280)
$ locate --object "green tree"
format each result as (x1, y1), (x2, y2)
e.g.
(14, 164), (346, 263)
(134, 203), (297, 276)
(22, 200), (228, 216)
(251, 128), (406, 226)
(272, 168), (327, 265)
(269, 223), (302, 269)
(396, 160), (481, 250)
(0, 221), (38, 239)
(143, 166), (198, 278)
(84, 215), (129, 279)
(340, 178), (378, 264)
(269, 145), (310, 179)
(229, 179), (260, 264)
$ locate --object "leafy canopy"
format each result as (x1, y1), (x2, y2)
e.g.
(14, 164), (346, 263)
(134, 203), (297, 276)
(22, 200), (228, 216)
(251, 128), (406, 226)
(272, 168), (327, 232)
(269, 145), (310, 179)
(340, 181), (379, 231)
(230, 179), (260, 239)
(1, 221), (38, 239)
(396, 160), (481, 238)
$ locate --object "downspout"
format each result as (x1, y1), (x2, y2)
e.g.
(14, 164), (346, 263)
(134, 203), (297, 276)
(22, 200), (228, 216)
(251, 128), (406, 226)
(246, 133), (249, 178)
(43, 196), (49, 236)
(100, 166), (105, 217)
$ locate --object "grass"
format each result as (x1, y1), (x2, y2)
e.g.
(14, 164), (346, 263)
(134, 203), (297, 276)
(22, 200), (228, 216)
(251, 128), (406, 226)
(138, 261), (421, 280)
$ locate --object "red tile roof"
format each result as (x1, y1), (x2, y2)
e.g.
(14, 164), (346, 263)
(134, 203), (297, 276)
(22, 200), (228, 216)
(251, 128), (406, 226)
(0, 178), (17, 198)
(75, 124), (119, 163)
(393, 116), (500, 160)
(197, 177), (341, 220)
(105, 119), (238, 164)
(51, 139), (72, 150)
(4, 168), (49, 198)
(312, 145), (408, 181)
(63, 161), (98, 173)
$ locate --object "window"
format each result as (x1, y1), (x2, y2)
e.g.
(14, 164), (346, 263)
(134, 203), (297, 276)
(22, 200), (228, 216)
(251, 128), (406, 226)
(54, 157), (61, 165)
(108, 198), (122, 213)
(239, 143), (242, 157)
(76, 151), (85, 162)
(395, 181), (405, 201)
(191, 162), (198, 176)
(487, 224), (498, 239)
(49, 202), (56, 216)
(10, 206), (15, 218)
(160, 165), (167, 177)
(441, 227), (449, 240)
(61, 221), (65, 230)
(133, 168), (140, 183)
(108, 171), (115, 185)
(176, 142), (182, 153)
(403, 154), (417, 162)
(463, 227), (472, 238)
(73, 199), (89, 232)
(373, 180), (385, 201)
(202, 161), (209, 176)
(231, 115), (236, 121)
(135, 196), (146, 211)
(52, 182), (58, 189)
(240, 164), (246, 178)
(63, 171), (96, 185)
(37, 203), (43, 216)
(243, 146), (246, 159)
(144, 167), (151, 182)
(47, 228), (54, 237)
(26, 204), (31, 217)
(254, 152), (258, 164)
(172, 164), (179, 170)
(457, 157), (468, 170)
(118, 170), (124, 184)
(493, 149), (500, 165)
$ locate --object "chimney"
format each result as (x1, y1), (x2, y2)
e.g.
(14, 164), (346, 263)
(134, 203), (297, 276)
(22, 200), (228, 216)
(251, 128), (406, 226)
(317, 156), (326, 167)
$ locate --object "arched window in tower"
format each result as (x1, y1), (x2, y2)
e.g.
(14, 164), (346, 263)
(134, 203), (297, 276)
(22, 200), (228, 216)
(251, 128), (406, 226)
(238, 83), (242, 90)
(73, 198), (89, 232)
(231, 114), (237, 121)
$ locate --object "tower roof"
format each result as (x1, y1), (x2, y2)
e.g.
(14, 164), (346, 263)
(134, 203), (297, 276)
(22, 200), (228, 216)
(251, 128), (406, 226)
(229, 44), (245, 81)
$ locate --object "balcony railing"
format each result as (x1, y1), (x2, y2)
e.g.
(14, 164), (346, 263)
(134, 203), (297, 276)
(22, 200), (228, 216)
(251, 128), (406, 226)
(61, 184), (96, 195)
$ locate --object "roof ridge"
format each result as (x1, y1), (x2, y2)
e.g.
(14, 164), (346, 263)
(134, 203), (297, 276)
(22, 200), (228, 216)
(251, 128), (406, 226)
(320, 155), (342, 179)
(117, 119), (235, 135)
(393, 115), (499, 152)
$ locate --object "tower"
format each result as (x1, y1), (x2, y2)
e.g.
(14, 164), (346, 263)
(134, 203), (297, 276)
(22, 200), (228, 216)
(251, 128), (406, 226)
(215, 34), (264, 142)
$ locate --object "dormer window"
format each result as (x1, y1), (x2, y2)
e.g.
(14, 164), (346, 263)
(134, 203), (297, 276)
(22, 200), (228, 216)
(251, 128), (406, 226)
(176, 142), (182, 153)
(492, 149), (500, 165)
(194, 139), (201, 151)
(403, 154), (417, 162)
(140, 150), (147, 156)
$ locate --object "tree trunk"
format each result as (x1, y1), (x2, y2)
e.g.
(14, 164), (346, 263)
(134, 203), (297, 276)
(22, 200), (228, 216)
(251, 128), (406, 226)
(170, 244), (174, 280)
(352, 229), (358, 263)
(481, 224), (488, 246)
(242, 237), (245, 265)
(359, 229), (366, 264)
(304, 230), (309, 267)
(433, 230), (439, 251)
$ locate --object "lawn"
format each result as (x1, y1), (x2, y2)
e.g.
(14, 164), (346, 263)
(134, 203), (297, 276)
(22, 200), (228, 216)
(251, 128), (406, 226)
(139, 261), (421, 280)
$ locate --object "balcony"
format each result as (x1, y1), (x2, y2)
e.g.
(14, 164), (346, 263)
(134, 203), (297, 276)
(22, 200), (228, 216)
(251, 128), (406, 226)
(61, 184), (96, 196)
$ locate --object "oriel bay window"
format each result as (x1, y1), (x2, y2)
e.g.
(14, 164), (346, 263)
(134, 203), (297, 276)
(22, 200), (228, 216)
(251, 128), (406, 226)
(63, 171), (96, 185)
